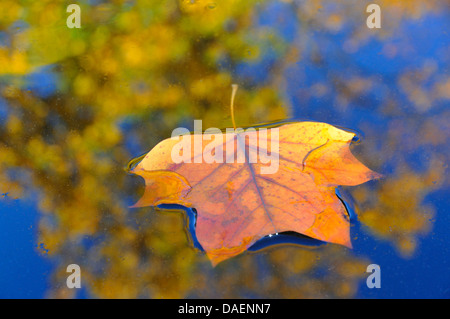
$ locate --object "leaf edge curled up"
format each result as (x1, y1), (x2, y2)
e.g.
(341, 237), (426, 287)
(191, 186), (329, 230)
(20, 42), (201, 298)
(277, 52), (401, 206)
(130, 169), (192, 208)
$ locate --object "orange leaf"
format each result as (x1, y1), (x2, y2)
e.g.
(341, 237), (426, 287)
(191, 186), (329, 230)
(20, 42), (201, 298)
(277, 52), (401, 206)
(131, 121), (381, 266)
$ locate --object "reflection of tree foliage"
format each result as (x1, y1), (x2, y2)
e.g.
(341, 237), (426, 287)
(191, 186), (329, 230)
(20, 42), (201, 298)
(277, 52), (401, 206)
(0, 0), (448, 298)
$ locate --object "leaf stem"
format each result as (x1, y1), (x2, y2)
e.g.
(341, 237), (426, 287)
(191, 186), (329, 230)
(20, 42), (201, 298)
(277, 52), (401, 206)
(230, 84), (238, 130)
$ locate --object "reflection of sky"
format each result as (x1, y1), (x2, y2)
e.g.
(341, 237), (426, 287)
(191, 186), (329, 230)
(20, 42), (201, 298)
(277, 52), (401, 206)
(0, 197), (52, 298)
(0, 2), (448, 298)
(354, 190), (450, 298)
(24, 66), (60, 99)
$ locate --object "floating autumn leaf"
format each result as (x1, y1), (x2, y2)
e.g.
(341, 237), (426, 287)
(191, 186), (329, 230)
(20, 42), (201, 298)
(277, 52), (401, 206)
(130, 88), (381, 266)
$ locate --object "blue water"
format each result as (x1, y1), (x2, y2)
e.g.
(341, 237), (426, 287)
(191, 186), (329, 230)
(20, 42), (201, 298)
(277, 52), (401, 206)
(0, 196), (52, 298)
